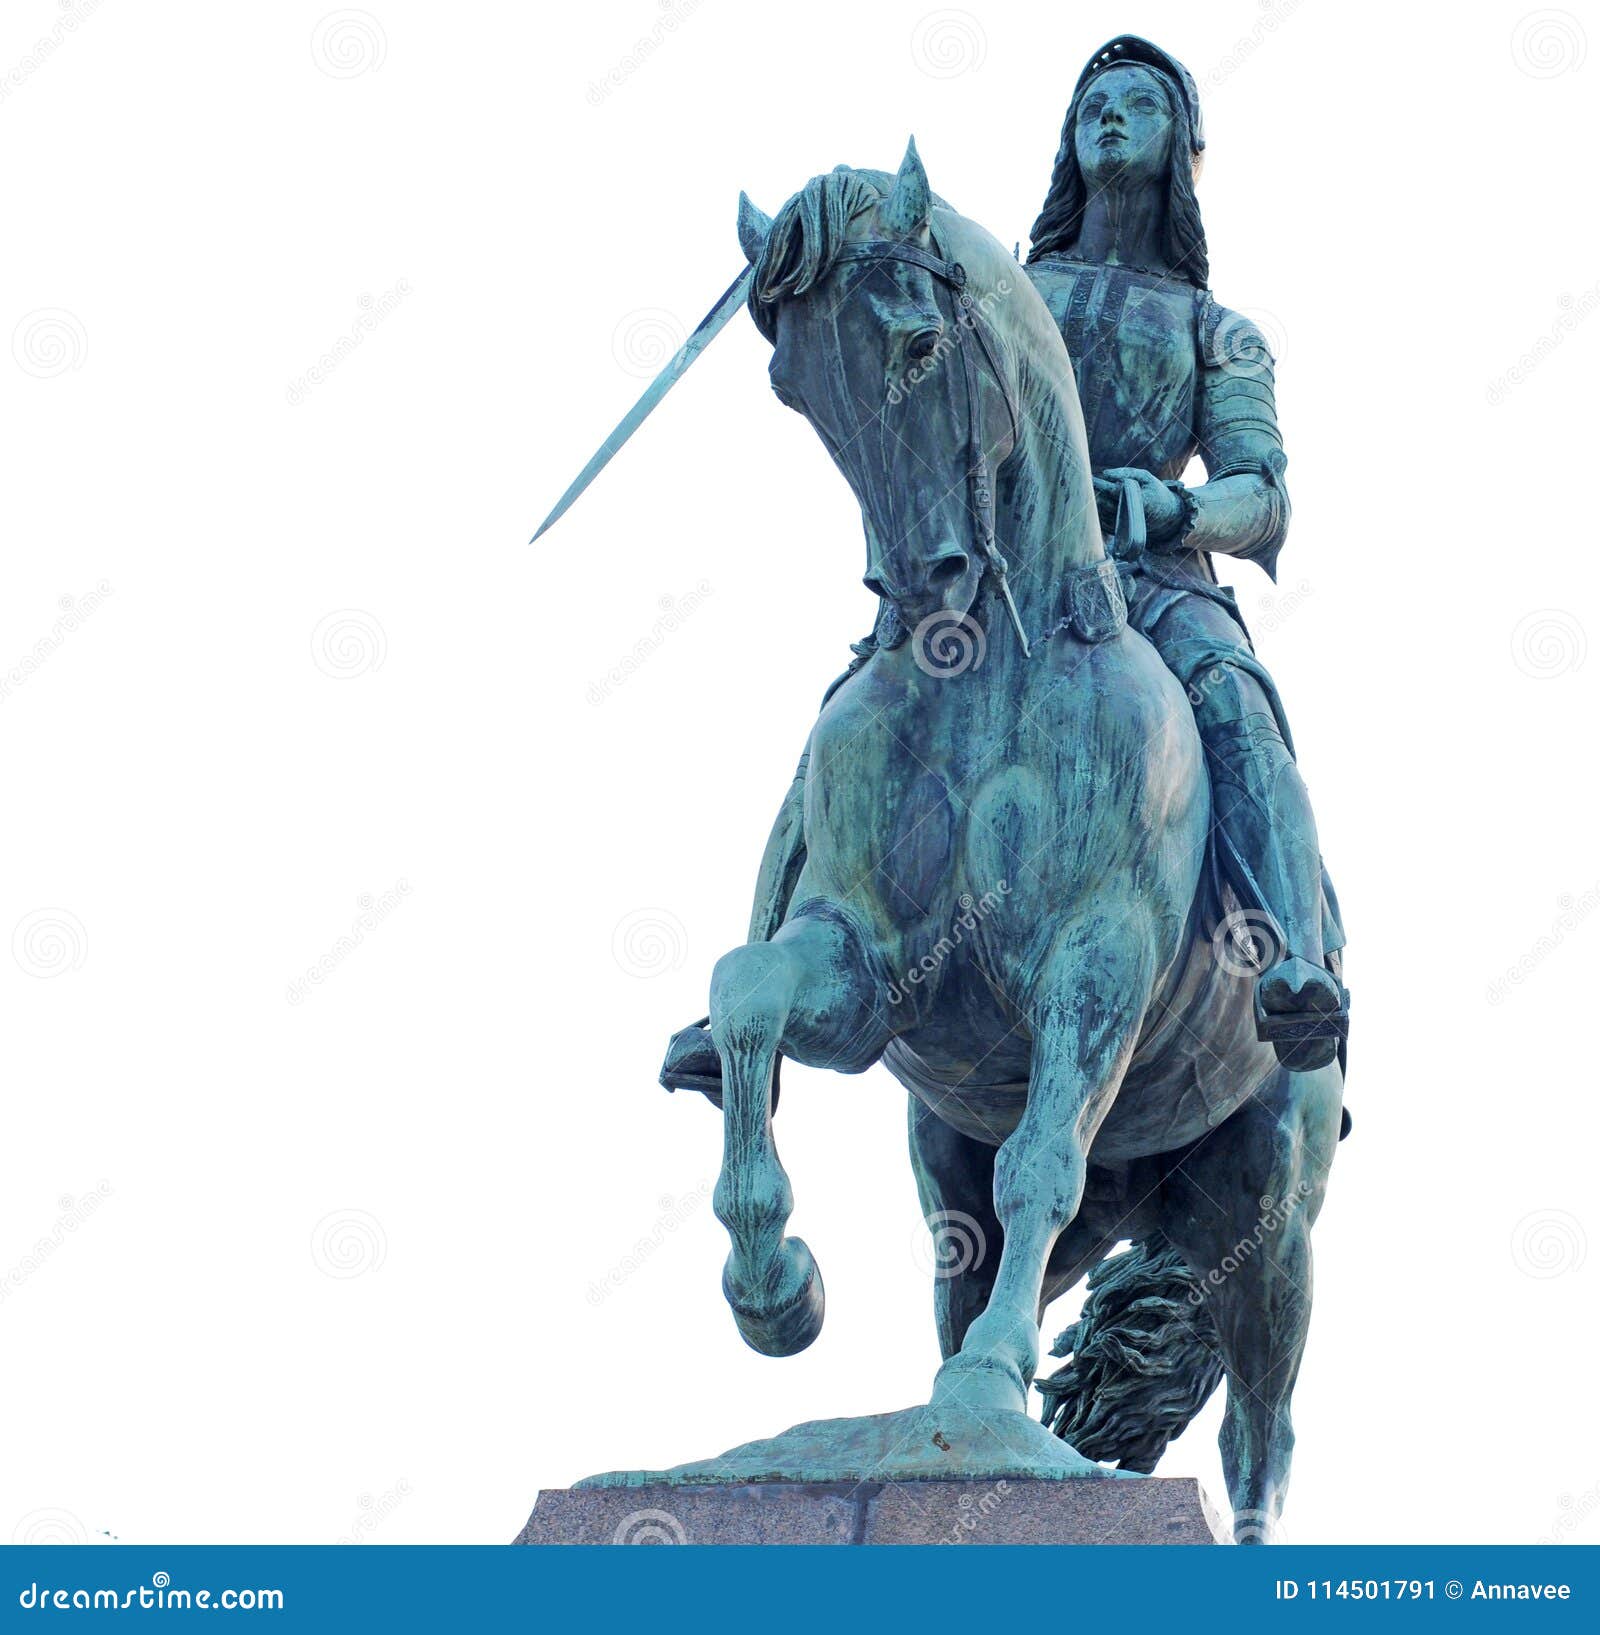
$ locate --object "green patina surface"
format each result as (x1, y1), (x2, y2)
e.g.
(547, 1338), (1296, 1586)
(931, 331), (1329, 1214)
(544, 37), (1349, 1546)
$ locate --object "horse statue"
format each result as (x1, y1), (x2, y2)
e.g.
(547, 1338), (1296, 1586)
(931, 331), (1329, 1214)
(580, 143), (1345, 1545)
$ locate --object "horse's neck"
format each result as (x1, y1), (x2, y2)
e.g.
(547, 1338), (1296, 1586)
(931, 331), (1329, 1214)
(994, 384), (1104, 632)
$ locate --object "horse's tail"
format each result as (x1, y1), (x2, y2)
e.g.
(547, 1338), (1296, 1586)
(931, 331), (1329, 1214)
(1035, 1235), (1224, 1473)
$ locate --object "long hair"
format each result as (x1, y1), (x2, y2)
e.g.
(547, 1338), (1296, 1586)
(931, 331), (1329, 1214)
(1026, 71), (1209, 288)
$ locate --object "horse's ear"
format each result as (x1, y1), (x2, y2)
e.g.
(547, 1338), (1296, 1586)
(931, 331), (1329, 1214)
(737, 191), (772, 265)
(881, 136), (932, 238)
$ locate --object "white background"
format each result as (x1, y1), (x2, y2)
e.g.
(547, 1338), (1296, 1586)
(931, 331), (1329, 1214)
(3, 0), (1597, 1547)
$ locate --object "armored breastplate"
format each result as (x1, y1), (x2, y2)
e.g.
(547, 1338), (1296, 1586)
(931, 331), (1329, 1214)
(1027, 259), (1203, 480)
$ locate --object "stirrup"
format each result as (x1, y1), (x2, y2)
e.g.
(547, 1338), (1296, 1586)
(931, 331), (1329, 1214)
(660, 1017), (722, 1099)
(1252, 983), (1350, 1048)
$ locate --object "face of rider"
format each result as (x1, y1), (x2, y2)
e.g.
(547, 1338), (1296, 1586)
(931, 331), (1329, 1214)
(1073, 64), (1174, 191)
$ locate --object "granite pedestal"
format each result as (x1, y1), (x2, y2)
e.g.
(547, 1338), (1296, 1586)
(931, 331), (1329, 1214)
(517, 1477), (1228, 1545)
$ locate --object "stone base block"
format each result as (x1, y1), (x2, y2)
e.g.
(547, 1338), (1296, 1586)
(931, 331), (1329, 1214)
(517, 1477), (1227, 1545)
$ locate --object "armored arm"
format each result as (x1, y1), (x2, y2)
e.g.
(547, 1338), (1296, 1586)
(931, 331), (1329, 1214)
(1176, 303), (1292, 580)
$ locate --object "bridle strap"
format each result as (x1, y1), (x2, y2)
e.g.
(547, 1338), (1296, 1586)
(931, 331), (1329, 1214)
(832, 240), (1030, 656)
(833, 239), (961, 282)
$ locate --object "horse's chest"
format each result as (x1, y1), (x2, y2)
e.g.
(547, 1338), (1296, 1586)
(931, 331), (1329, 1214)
(871, 769), (956, 924)
(807, 728), (961, 926)
(809, 672), (1080, 908)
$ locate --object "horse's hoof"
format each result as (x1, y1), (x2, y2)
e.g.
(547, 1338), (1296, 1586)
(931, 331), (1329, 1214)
(930, 1350), (1030, 1414)
(724, 1239), (825, 1357)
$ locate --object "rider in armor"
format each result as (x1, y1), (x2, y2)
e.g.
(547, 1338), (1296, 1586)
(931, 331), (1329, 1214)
(664, 36), (1346, 1090)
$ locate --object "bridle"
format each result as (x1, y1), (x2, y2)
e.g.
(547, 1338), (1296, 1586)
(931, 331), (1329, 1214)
(831, 238), (1033, 656)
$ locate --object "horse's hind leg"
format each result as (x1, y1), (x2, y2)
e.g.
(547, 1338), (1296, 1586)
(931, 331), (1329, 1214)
(709, 912), (886, 1358)
(1160, 1060), (1342, 1542)
(908, 1096), (1001, 1359)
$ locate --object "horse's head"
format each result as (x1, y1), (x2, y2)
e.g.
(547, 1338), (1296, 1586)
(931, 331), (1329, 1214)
(740, 143), (1026, 631)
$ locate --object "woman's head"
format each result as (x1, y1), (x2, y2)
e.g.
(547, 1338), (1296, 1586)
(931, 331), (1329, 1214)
(1027, 37), (1209, 286)
(1073, 64), (1178, 193)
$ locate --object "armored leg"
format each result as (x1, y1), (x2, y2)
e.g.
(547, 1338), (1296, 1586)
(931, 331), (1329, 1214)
(1145, 592), (1346, 1070)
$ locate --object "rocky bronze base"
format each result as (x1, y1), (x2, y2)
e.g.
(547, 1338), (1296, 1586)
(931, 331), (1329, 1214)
(571, 1402), (1117, 1487)
(517, 1476), (1227, 1545)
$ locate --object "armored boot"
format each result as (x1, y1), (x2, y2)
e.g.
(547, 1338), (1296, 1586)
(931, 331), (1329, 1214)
(1202, 711), (1348, 1072)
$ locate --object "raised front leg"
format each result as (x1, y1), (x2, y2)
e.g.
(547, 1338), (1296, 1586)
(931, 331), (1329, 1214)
(709, 912), (887, 1357)
(1160, 1058), (1342, 1542)
(933, 927), (1153, 1414)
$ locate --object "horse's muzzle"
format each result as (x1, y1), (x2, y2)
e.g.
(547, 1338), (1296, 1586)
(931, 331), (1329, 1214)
(865, 544), (975, 623)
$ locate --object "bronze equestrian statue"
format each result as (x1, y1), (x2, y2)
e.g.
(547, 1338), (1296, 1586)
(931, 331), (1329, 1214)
(541, 37), (1349, 1545)
(665, 38), (1345, 1089)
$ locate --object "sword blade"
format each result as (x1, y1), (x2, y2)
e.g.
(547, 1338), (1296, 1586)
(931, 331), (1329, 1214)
(530, 266), (754, 543)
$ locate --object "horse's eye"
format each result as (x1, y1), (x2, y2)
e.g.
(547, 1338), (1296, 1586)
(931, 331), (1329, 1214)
(907, 327), (942, 360)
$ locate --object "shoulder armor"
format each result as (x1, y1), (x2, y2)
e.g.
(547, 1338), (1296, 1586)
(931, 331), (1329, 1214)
(1199, 296), (1274, 371)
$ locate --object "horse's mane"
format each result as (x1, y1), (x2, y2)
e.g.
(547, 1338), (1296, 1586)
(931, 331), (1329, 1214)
(749, 167), (952, 341)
